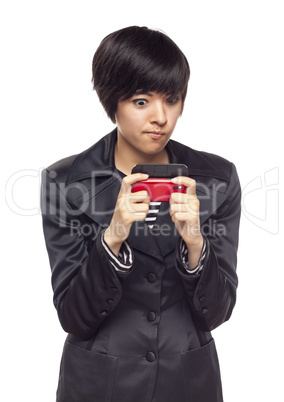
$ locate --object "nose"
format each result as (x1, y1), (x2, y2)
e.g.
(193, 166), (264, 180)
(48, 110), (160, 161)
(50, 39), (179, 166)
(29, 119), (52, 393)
(150, 100), (167, 126)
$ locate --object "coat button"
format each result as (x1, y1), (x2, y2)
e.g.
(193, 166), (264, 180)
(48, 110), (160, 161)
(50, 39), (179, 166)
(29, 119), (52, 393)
(147, 311), (156, 322)
(146, 351), (156, 362)
(147, 272), (157, 283)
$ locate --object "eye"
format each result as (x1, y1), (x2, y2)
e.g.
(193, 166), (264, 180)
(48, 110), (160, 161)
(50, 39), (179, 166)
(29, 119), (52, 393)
(133, 99), (148, 107)
(166, 95), (181, 104)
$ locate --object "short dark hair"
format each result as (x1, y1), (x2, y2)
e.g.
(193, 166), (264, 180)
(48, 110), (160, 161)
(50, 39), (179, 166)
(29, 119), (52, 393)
(92, 26), (190, 123)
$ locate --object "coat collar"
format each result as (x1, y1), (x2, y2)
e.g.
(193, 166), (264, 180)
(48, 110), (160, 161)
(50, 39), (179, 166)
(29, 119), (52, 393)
(66, 129), (118, 184)
(66, 128), (228, 258)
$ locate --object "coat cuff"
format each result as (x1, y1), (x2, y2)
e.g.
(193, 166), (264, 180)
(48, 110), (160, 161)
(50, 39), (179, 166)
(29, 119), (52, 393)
(101, 232), (133, 273)
(178, 237), (208, 275)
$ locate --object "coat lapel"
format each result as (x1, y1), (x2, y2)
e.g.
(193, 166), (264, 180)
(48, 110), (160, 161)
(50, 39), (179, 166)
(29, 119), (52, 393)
(70, 174), (121, 229)
(127, 221), (165, 262)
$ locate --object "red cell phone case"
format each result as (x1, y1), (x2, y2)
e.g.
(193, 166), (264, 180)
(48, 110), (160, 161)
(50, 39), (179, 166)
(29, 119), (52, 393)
(131, 178), (186, 202)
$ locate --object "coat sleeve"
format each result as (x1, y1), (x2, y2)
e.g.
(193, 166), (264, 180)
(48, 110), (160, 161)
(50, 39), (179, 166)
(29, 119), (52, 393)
(40, 169), (131, 340)
(175, 162), (241, 332)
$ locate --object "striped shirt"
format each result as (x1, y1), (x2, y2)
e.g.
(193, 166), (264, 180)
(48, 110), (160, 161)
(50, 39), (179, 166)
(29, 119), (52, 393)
(145, 201), (161, 228)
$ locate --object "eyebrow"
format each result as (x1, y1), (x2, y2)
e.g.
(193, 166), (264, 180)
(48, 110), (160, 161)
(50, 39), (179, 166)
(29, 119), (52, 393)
(133, 90), (153, 96)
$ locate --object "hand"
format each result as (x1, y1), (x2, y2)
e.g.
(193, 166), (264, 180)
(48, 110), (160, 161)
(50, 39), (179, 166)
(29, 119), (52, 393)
(104, 173), (150, 255)
(169, 176), (203, 269)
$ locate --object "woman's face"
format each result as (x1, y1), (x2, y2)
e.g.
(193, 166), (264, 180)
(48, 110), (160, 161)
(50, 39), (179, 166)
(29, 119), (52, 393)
(115, 91), (182, 159)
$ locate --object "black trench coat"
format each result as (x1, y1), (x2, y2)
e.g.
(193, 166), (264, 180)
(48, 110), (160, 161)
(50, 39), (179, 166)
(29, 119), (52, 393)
(41, 129), (241, 402)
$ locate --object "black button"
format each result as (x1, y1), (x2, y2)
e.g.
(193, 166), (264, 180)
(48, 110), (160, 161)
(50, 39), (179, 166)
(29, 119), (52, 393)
(147, 312), (156, 322)
(202, 308), (208, 314)
(146, 351), (156, 362)
(107, 298), (114, 304)
(100, 310), (108, 316)
(147, 272), (157, 283)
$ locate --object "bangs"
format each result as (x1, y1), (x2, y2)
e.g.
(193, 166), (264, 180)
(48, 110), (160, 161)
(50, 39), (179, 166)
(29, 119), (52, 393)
(116, 31), (190, 101)
(120, 61), (188, 101)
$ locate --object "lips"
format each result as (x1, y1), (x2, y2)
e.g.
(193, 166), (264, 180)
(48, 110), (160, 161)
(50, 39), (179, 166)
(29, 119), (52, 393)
(145, 131), (165, 140)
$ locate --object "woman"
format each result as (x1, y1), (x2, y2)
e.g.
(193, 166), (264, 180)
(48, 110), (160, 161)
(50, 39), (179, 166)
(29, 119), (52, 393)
(41, 26), (241, 402)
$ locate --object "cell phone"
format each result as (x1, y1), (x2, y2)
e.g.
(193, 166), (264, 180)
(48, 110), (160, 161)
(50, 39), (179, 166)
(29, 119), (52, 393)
(131, 163), (188, 178)
(131, 164), (188, 202)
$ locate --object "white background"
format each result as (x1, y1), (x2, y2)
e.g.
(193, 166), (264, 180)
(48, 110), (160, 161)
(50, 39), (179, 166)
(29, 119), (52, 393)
(1, 1), (283, 401)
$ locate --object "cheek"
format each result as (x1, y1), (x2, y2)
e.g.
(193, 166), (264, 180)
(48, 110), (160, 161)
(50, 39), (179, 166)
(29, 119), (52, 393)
(117, 106), (141, 141)
(121, 112), (145, 132)
(168, 111), (181, 129)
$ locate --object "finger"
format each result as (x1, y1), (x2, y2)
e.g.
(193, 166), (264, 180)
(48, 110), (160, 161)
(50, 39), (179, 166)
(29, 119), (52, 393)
(170, 192), (198, 206)
(121, 173), (149, 194)
(171, 176), (196, 196)
(171, 212), (200, 223)
(131, 203), (150, 213)
(133, 212), (149, 221)
(129, 190), (150, 204)
(123, 192), (150, 214)
(170, 203), (190, 215)
(170, 192), (188, 204)
(170, 200), (200, 216)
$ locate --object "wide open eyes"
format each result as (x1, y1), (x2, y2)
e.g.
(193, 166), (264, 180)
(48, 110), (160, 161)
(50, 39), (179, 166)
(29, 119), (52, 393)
(133, 99), (148, 107)
(166, 94), (181, 104)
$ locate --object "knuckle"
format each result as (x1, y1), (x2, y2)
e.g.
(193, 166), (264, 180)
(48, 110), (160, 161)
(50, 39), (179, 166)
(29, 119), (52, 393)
(187, 176), (196, 184)
(171, 192), (178, 202)
(122, 176), (130, 185)
(139, 205), (148, 213)
(187, 178), (196, 189)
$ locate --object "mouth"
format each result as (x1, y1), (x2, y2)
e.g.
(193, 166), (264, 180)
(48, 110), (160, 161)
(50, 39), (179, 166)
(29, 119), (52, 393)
(145, 131), (165, 140)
